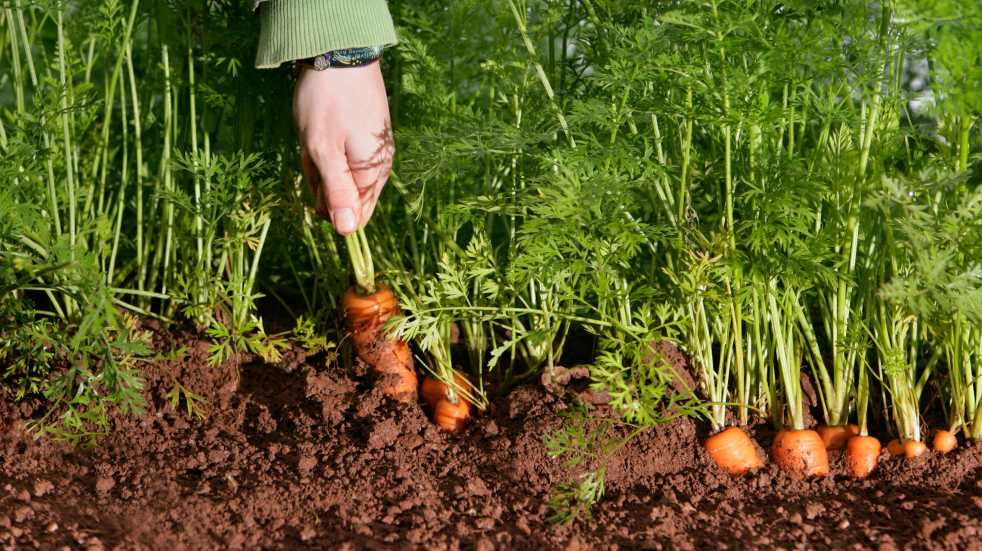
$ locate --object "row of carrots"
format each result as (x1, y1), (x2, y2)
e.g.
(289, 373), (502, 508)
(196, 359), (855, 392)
(707, 424), (957, 479)
(341, 268), (962, 472)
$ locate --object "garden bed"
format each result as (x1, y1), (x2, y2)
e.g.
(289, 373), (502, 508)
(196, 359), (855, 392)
(2, 326), (981, 550)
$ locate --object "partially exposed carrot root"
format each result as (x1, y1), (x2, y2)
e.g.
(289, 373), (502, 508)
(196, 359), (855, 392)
(816, 424), (860, 450)
(343, 284), (417, 401)
(421, 374), (472, 432)
(887, 439), (903, 457)
(704, 426), (764, 476)
(845, 435), (881, 479)
(933, 430), (957, 454)
(771, 429), (829, 478)
(903, 439), (928, 459)
(433, 397), (471, 432)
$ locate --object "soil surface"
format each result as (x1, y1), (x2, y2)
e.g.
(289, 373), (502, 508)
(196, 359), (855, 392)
(2, 325), (982, 550)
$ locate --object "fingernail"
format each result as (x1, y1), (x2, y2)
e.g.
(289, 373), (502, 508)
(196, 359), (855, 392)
(334, 208), (357, 233)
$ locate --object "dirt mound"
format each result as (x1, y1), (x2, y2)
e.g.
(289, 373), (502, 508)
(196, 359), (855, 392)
(2, 327), (981, 549)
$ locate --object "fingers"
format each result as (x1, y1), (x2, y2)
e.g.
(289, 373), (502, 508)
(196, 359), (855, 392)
(346, 123), (394, 228)
(307, 140), (361, 235)
(300, 149), (328, 219)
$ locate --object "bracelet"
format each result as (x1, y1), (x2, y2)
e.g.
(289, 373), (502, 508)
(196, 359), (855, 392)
(296, 46), (384, 71)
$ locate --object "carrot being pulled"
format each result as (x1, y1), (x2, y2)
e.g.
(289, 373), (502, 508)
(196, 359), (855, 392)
(342, 230), (417, 401)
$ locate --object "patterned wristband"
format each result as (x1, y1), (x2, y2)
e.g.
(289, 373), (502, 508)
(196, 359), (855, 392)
(297, 46), (384, 71)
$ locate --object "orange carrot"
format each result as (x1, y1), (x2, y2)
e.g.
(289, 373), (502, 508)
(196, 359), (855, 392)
(704, 426), (763, 475)
(816, 424), (860, 450)
(433, 397), (471, 433)
(932, 430), (957, 454)
(771, 429), (829, 477)
(903, 439), (928, 459)
(421, 373), (472, 432)
(343, 284), (417, 401)
(886, 439), (903, 457)
(845, 435), (881, 479)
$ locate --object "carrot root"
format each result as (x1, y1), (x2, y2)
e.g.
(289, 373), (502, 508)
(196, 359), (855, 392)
(845, 435), (881, 479)
(886, 439), (903, 457)
(771, 429), (829, 478)
(903, 439), (928, 459)
(343, 284), (417, 401)
(421, 374), (472, 432)
(816, 424), (860, 450)
(704, 426), (764, 476)
(932, 430), (957, 454)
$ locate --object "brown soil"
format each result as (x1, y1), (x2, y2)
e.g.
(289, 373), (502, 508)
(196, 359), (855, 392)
(2, 327), (981, 550)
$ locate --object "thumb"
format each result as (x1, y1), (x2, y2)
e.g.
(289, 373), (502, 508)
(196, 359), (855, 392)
(311, 145), (360, 235)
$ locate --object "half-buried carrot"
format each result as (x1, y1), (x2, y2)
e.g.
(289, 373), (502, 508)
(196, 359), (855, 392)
(421, 373), (472, 432)
(342, 229), (418, 402)
(933, 430), (957, 454)
(704, 427), (763, 476)
(433, 397), (471, 432)
(816, 424), (860, 450)
(886, 439), (903, 456)
(903, 439), (928, 459)
(845, 435), (881, 479)
(771, 429), (829, 478)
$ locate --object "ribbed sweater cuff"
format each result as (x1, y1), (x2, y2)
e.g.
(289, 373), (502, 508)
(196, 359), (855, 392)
(255, 0), (398, 69)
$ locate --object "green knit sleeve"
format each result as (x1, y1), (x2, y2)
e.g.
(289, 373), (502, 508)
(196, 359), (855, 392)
(255, 0), (398, 70)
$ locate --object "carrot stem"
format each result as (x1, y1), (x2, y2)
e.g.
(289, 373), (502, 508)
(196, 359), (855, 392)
(345, 229), (376, 295)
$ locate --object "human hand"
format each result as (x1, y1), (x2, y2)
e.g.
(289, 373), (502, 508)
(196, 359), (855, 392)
(294, 61), (394, 235)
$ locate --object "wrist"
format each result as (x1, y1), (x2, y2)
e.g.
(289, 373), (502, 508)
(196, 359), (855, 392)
(296, 46), (384, 71)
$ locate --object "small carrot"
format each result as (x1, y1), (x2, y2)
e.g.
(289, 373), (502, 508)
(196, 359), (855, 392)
(932, 430), (957, 454)
(886, 439), (903, 457)
(816, 424), (860, 450)
(845, 435), (881, 479)
(704, 426), (763, 476)
(433, 397), (471, 433)
(771, 429), (829, 478)
(421, 373), (472, 432)
(903, 439), (928, 459)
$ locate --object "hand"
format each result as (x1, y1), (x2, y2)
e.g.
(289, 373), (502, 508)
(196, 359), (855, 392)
(294, 61), (394, 235)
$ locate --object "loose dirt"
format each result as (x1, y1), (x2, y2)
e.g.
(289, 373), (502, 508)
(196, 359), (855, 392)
(2, 326), (981, 550)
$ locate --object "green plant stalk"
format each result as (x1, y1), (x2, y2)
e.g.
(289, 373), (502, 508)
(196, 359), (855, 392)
(125, 43), (147, 295)
(188, 45), (205, 312)
(958, 116), (971, 173)
(678, 86), (693, 224)
(769, 285), (804, 431)
(345, 229), (376, 294)
(237, 216), (272, 327)
(4, 6), (25, 113)
(107, 76), (130, 286)
(649, 114), (678, 226)
(856, 348), (871, 436)
(96, 0), (140, 220)
(56, 8), (76, 261)
(507, 0), (575, 148)
(689, 295), (729, 432)
(873, 302), (923, 442)
(148, 45), (174, 299)
(945, 316), (982, 439)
